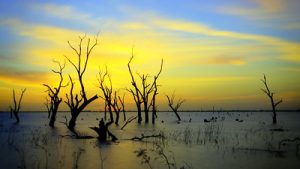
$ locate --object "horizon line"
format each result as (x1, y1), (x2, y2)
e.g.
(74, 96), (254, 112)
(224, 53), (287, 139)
(0, 109), (300, 113)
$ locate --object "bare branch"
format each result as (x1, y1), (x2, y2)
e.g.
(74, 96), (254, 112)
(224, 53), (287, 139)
(261, 74), (283, 124)
(16, 88), (26, 112)
(10, 88), (26, 123)
(275, 99), (283, 107)
(166, 92), (184, 121)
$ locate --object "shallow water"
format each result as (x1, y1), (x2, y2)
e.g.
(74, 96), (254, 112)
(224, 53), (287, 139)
(0, 111), (299, 169)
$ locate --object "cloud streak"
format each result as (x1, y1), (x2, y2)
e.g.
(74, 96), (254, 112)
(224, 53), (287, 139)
(0, 66), (49, 85)
(151, 17), (300, 62)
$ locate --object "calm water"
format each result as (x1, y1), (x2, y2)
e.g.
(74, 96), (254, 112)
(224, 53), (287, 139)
(0, 111), (299, 169)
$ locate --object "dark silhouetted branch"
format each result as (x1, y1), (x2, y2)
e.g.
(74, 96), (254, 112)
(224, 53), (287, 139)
(64, 35), (99, 130)
(43, 60), (67, 127)
(9, 88), (26, 123)
(261, 74), (283, 124)
(121, 116), (137, 130)
(129, 133), (165, 141)
(166, 92), (185, 121)
(127, 51), (143, 123)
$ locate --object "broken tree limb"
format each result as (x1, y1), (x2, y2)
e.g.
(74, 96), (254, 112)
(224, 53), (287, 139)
(121, 116), (137, 130)
(128, 133), (165, 141)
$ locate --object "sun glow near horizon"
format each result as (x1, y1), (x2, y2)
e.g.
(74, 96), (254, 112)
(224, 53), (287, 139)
(0, 0), (300, 111)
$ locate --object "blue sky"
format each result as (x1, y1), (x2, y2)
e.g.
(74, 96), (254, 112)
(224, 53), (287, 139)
(0, 0), (299, 110)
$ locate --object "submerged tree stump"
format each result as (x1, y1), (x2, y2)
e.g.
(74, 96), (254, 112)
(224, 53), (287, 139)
(90, 118), (118, 142)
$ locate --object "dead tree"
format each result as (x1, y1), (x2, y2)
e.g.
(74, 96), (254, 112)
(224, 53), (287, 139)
(128, 52), (163, 123)
(139, 74), (151, 123)
(166, 93), (185, 121)
(44, 97), (52, 118)
(98, 67), (114, 123)
(138, 59), (163, 123)
(261, 74), (283, 124)
(64, 35), (99, 131)
(9, 88), (26, 123)
(104, 101), (108, 120)
(90, 118), (118, 142)
(43, 60), (67, 127)
(151, 80), (159, 124)
(150, 60), (163, 123)
(112, 91), (122, 125)
(118, 94), (126, 121)
(127, 54), (143, 123)
(121, 116), (137, 130)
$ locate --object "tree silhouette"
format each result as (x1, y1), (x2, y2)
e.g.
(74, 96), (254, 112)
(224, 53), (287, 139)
(151, 79), (159, 124)
(98, 67), (126, 125)
(166, 92), (185, 121)
(118, 94), (126, 121)
(64, 35), (99, 131)
(150, 61), (163, 123)
(9, 88), (26, 123)
(127, 50), (163, 123)
(138, 59), (163, 123)
(43, 60), (67, 127)
(112, 91), (123, 125)
(98, 67), (114, 123)
(127, 53), (143, 123)
(261, 74), (283, 124)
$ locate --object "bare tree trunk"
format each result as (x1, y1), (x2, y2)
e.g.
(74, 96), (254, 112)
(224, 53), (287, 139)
(108, 104), (114, 123)
(104, 103), (107, 120)
(127, 54), (143, 123)
(115, 112), (120, 125)
(166, 93), (185, 122)
(144, 102), (149, 123)
(49, 115), (56, 127)
(68, 114), (79, 131)
(271, 98), (277, 124)
(14, 111), (20, 123)
(43, 60), (66, 127)
(49, 101), (61, 127)
(10, 88), (26, 123)
(261, 74), (282, 124)
(64, 35), (99, 130)
(118, 95), (126, 121)
(151, 91), (157, 124)
(98, 67), (115, 123)
(173, 110), (181, 121)
(152, 108), (157, 124)
(128, 53), (163, 124)
(136, 102), (142, 123)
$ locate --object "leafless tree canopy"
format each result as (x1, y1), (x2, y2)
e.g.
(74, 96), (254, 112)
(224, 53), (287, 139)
(43, 60), (67, 127)
(98, 67), (126, 125)
(118, 94), (126, 121)
(138, 59), (163, 123)
(127, 52), (143, 123)
(261, 74), (282, 124)
(9, 88), (26, 123)
(166, 92), (185, 121)
(98, 67), (114, 123)
(64, 35), (99, 130)
(127, 49), (163, 123)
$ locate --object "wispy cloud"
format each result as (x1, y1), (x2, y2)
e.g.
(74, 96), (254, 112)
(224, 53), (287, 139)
(32, 3), (93, 24)
(0, 19), (87, 46)
(151, 17), (300, 62)
(121, 22), (149, 30)
(219, 0), (290, 19)
(0, 66), (49, 85)
(206, 56), (246, 65)
(218, 0), (300, 30)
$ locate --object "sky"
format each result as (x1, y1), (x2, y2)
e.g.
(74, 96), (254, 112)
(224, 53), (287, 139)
(0, 0), (299, 111)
